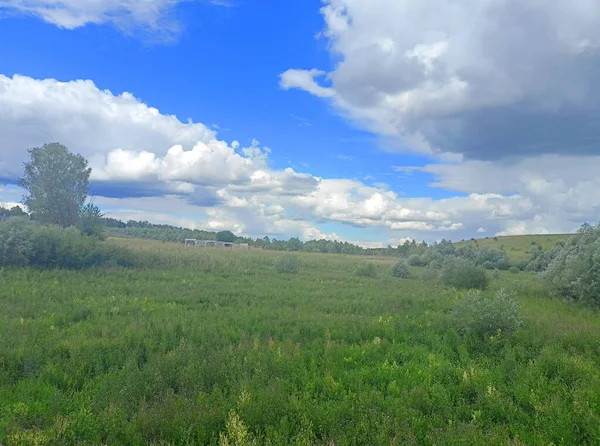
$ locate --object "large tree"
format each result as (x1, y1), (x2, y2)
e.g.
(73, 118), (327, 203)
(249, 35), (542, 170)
(18, 143), (91, 227)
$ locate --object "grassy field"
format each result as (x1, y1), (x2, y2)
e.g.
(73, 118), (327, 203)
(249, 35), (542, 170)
(1, 238), (599, 445)
(455, 234), (569, 263)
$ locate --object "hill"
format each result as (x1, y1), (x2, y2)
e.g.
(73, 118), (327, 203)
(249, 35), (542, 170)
(455, 233), (569, 263)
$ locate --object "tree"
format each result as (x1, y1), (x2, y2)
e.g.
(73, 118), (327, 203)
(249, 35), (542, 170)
(18, 143), (91, 227)
(79, 203), (105, 238)
(216, 230), (236, 243)
(9, 206), (27, 218)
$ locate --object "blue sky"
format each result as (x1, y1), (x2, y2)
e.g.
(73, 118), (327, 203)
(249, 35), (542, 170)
(1, 0), (600, 245)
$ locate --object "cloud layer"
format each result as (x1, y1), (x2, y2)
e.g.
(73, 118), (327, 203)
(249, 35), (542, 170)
(0, 73), (596, 242)
(281, 0), (600, 160)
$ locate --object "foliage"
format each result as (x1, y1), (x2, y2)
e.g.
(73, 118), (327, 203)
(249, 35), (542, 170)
(407, 254), (426, 267)
(274, 254), (300, 274)
(390, 259), (410, 278)
(509, 266), (520, 274)
(216, 230), (236, 243)
(355, 261), (377, 278)
(0, 205), (27, 218)
(541, 223), (600, 306)
(451, 288), (523, 338)
(0, 220), (135, 269)
(17, 143), (91, 227)
(439, 258), (489, 290)
(482, 260), (495, 270)
(1, 239), (600, 444)
(78, 203), (105, 239)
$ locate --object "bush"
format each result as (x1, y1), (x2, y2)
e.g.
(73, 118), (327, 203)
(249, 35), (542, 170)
(440, 258), (489, 290)
(509, 266), (519, 274)
(355, 262), (377, 278)
(451, 288), (523, 338)
(493, 268), (501, 279)
(482, 260), (495, 270)
(407, 254), (425, 267)
(0, 220), (136, 269)
(274, 254), (300, 274)
(390, 260), (410, 278)
(541, 223), (600, 306)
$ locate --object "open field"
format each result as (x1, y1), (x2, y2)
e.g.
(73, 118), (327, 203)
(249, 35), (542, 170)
(455, 234), (569, 263)
(1, 237), (599, 445)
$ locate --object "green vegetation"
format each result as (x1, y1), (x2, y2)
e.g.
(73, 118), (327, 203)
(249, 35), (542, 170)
(274, 253), (300, 274)
(439, 258), (489, 290)
(355, 261), (377, 278)
(1, 237), (599, 445)
(456, 234), (568, 263)
(18, 143), (92, 228)
(390, 259), (410, 279)
(542, 222), (600, 306)
(451, 288), (523, 338)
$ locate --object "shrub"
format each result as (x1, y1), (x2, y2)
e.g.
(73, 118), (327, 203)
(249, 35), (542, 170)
(407, 254), (427, 267)
(440, 258), (489, 290)
(390, 260), (410, 278)
(451, 288), (523, 338)
(509, 266), (519, 274)
(274, 254), (300, 274)
(355, 262), (377, 278)
(482, 260), (495, 270)
(493, 268), (501, 279)
(0, 219), (136, 269)
(541, 223), (600, 306)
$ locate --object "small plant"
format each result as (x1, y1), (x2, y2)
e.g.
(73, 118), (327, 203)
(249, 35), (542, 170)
(509, 266), (519, 274)
(451, 288), (523, 338)
(493, 268), (501, 279)
(355, 262), (377, 278)
(274, 254), (300, 274)
(440, 258), (489, 290)
(390, 260), (410, 278)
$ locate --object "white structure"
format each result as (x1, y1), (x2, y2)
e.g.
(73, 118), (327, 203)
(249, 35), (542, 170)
(183, 239), (249, 249)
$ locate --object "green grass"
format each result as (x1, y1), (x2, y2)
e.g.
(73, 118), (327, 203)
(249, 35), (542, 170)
(456, 234), (569, 263)
(1, 238), (599, 445)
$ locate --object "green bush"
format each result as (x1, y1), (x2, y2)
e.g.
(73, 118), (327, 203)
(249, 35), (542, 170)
(482, 260), (495, 270)
(509, 266), (519, 274)
(355, 262), (377, 278)
(440, 258), (489, 290)
(541, 223), (600, 306)
(0, 220), (136, 269)
(390, 260), (410, 278)
(274, 254), (300, 274)
(407, 254), (427, 267)
(451, 288), (523, 338)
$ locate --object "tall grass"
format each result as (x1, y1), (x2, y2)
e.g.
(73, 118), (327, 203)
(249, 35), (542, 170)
(1, 237), (599, 445)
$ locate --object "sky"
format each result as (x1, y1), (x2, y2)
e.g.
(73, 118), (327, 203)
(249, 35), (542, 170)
(1, 0), (600, 247)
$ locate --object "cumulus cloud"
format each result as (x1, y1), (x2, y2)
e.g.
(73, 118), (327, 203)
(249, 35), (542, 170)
(282, 0), (600, 160)
(1, 73), (593, 242)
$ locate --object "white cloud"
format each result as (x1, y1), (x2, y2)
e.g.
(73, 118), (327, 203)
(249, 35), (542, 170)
(0, 0), (230, 39)
(1, 73), (595, 243)
(283, 0), (600, 160)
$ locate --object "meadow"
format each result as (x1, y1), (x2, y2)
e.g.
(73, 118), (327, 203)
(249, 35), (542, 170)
(455, 234), (568, 263)
(1, 238), (599, 445)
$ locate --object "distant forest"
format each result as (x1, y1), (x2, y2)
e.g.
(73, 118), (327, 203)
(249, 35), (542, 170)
(102, 217), (427, 257)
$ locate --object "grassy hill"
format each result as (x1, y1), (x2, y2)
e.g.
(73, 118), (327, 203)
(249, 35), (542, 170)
(455, 233), (569, 263)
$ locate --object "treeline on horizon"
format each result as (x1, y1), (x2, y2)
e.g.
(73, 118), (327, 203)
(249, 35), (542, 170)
(102, 216), (425, 256)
